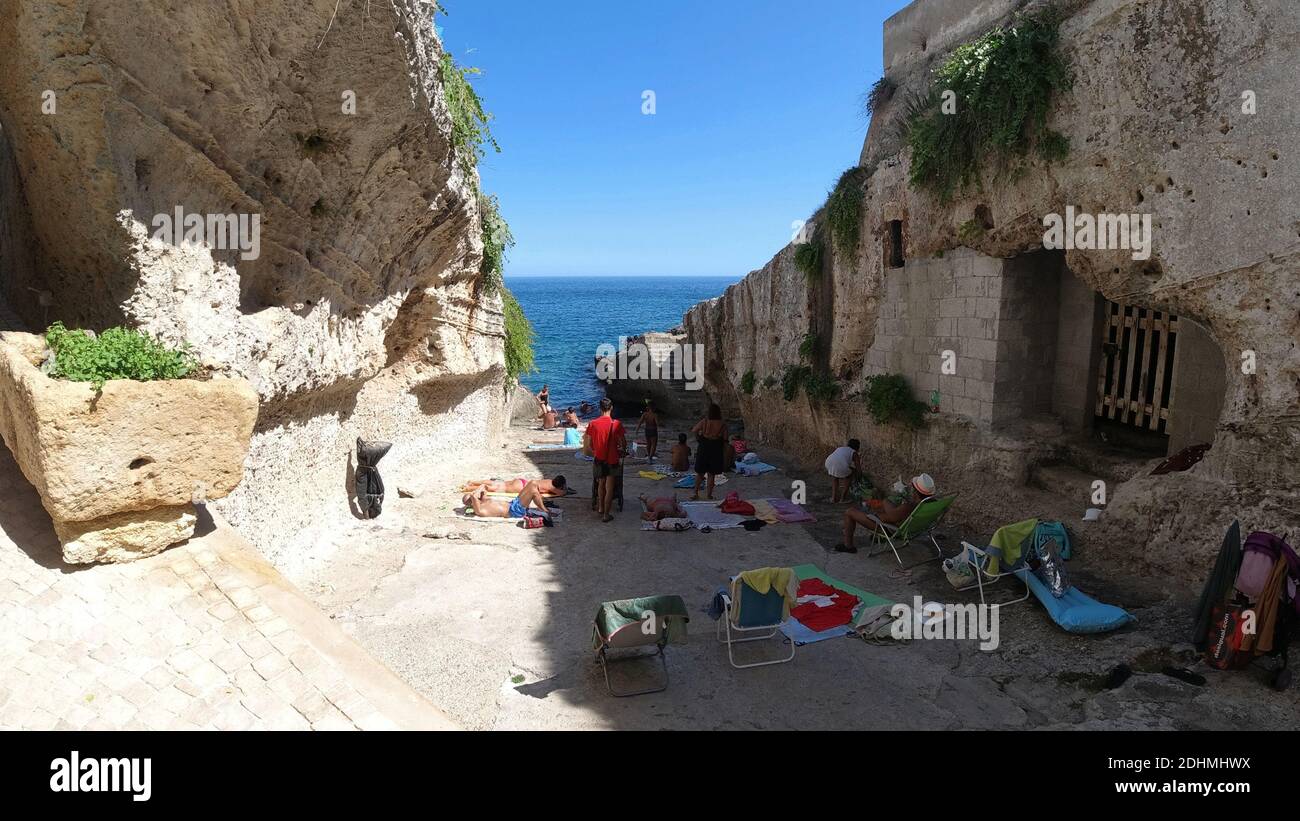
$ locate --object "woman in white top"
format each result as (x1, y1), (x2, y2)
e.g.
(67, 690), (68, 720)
(824, 438), (861, 503)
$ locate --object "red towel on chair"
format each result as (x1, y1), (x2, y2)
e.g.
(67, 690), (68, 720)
(790, 578), (860, 632)
(720, 492), (755, 517)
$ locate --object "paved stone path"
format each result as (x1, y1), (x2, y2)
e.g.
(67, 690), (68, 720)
(0, 447), (453, 730)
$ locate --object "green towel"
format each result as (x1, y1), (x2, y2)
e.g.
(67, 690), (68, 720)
(987, 517), (1038, 574)
(593, 595), (690, 647)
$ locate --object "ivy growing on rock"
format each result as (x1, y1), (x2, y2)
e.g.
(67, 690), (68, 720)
(903, 6), (1072, 201)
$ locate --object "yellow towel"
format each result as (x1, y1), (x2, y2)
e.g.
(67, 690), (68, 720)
(638, 470), (668, 480)
(749, 499), (780, 525)
(732, 567), (797, 622)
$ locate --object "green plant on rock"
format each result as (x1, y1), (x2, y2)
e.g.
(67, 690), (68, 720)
(862, 373), (928, 429)
(825, 166), (870, 257)
(740, 369), (755, 396)
(957, 218), (986, 243)
(903, 6), (1072, 201)
(44, 322), (198, 391)
(501, 290), (535, 382)
(864, 76), (895, 117)
(803, 371), (842, 402)
(798, 332), (818, 362)
(793, 234), (824, 282)
(439, 51), (500, 180)
(781, 364), (811, 401)
(478, 192), (513, 296)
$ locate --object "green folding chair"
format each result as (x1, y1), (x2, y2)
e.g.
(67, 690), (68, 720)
(592, 595), (689, 697)
(867, 492), (956, 566)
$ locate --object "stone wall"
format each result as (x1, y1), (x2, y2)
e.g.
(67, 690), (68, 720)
(0, 0), (510, 562)
(682, 0), (1300, 582)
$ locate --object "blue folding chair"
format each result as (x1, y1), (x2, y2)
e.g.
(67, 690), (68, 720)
(715, 571), (796, 669)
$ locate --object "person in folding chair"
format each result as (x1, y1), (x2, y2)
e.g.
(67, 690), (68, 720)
(834, 473), (947, 563)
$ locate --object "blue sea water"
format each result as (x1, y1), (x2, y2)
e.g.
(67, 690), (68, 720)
(506, 275), (738, 411)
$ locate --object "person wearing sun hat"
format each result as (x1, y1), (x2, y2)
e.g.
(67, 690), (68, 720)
(834, 472), (937, 554)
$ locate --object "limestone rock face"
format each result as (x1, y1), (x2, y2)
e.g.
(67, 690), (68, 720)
(680, 0), (1300, 582)
(0, 332), (256, 562)
(0, 1), (509, 563)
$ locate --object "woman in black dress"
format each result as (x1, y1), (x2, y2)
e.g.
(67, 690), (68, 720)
(691, 403), (727, 501)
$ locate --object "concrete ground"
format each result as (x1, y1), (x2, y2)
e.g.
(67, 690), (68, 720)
(289, 418), (1300, 731)
(0, 447), (452, 730)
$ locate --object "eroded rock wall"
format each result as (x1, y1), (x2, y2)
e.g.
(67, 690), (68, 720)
(683, 0), (1300, 579)
(0, 0), (509, 562)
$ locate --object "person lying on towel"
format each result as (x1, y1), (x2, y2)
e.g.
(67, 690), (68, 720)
(460, 475), (572, 496)
(639, 494), (684, 522)
(834, 473), (935, 554)
(462, 480), (555, 520)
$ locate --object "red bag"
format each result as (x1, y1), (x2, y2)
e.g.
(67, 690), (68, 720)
(1205, 600), (1254, 670)
(719, 492), (754, 517)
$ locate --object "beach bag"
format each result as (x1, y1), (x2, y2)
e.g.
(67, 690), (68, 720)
(854, 604), (905, 645)
(720, 492), (754, 517)
(1034, 537), (1072, 598)
(354, 438), (392, 519)
(1236, 532), (1298, 600)
(1205, 599), (1254, 670)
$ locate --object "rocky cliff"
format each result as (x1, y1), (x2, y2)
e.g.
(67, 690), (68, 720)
(0, 0), (509, 564)
(681, 0), (1299, 579)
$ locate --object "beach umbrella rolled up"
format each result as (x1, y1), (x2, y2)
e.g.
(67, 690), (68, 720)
(355, 438), (392, 519)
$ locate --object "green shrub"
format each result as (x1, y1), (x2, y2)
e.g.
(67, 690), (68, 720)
(44, 322), (198, 391)
(903, 6), (1072, 201)
(803, 371), (842, 402)
(740, 369), (755, 395)
(439, 51), (500, 180)
(864, 76), (895, 117)
(825, 166), (870, 256)
(957, 218), (986, 243)
(862, 373), (928, 429)
(793, 236), (824, 282)
(798, 332), (818, 362)
(501, 289), (535, 382)
(478, 193), (513, 296)
(781, 364), (810, 401)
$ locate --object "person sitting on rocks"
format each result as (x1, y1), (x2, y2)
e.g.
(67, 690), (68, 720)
(639, 493), (684, 521)
(562, 407), (580, 427)
(460, 475), (571, 496)
(462, 480), (554, 520)
(834, 473), (935, 554)
(539, 403), (558, 429)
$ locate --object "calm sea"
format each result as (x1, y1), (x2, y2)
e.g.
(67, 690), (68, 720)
(506, 274), (738, 410)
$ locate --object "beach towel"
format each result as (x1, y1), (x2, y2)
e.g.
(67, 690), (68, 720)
(735, 461), (777, 477)
(790, 578), (860, 632)
(573, 452), (594, 462)
(640, 517), (694, 532)
(987, 517), (1038, 574)
(525, 443), (579, 451)
(673, 473), (729, 489)
(638, 470), (668, 481)
(749, 499), (780, 525)
(767, 498), (815, 523)
(681, 501), (748, 529)
(779, 565), (892, 645)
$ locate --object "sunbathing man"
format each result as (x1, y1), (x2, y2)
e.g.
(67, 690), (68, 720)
(639, 494), (684, 522)
(462, 480), (554, 520)
(460, 475), (571, 496)
(562, 407), (580, 427)
(834, 473), (935, 554)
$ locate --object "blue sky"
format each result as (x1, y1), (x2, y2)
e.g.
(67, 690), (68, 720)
(439, 0), (910, 276)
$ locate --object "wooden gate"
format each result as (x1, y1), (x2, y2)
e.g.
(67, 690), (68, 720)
(1095, 300), (1179, 433)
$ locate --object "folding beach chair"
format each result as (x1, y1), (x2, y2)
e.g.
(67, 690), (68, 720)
(867, 492), (956, 566)
(592, 595), (689, 697)
(954, 541), (1030, 608)
(715, 570), (796, 669)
